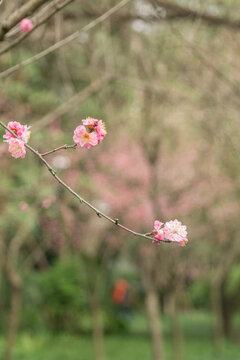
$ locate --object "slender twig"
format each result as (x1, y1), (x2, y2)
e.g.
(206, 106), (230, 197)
(41, 144), (76, 156)
(0, 120), (170, 244)
(144, 232), (154, 236)
(0, 0), (75, 56)
(5, 0), (72, 38)
(0, 0), (131, 79)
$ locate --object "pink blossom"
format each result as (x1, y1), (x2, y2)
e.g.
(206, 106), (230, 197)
(82, 117), (98, 128)
(152, 239), (161, 245)
(152, 220), (165, 244)
(3, 121), (31, 143)
(20, 18), (33, 32)
(73, 125), (98, 149)
(82, 117), (107, 143)
(152, 219), (188, 246)
(95, 120), (107, 144)
(164, 219), (188, 246)
(74, 117), (107, 148)
(8, 138), (26, 159)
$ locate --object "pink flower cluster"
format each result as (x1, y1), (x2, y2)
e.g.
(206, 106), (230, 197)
(20, 18), (33, 32)
(3, 121), (31, 159)
(152, 219), (188, 246)
(73, 117), (107, 149)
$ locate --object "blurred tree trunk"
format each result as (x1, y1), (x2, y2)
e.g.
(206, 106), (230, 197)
(141, 267), (165, 360)
(209, 232), (240, 351)
(170, 287), (184, 360)
(86, 258), (105, 360)
(0, 237), (4, 296)
(222, 295), (233, 339)
(4, 281), (22, 360)
(0, 1), (15, 21)
(138, 86), (166, 360)
(90, 290), (105, 360)
(82, 224), (113, 360)
(211, 279), (224, 354)
(3, 231), (25, 360)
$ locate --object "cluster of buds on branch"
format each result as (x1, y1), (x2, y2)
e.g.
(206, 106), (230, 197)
(1, 118), (188, 247)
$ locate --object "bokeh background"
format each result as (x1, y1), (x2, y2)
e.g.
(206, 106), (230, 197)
(1, 1), (240, 359)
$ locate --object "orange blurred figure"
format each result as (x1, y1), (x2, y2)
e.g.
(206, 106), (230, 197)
(112, 279), (130, 305)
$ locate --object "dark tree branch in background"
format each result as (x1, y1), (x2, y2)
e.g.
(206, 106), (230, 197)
(166, 23), (240, 106)
(0, 120), (171, 244)
(0, 0), (75, 56)
(82, 0), (240, 30)
(0, 0), (131, 80)
(70, 1), (240, 30)
(148, 1), (240, 113)
(0, 0), (49, 40)
(5, 0), (73, 38)
(151, 0), (240, 29)
(1, 0), (240, 79)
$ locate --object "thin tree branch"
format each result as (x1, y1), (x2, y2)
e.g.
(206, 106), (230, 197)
(5, 0), (72, 38)
(0, 0), (75, 56)
(0, 0), (131, 80)
(41, 144), (76, 156)
(167, 23), (240, 106)
(149, 2), (240, 110)
(0, 120), (171, 244)
(72, 2), (240, 30)
(151, 0), (240, 29)
(0, 0), (49, 41)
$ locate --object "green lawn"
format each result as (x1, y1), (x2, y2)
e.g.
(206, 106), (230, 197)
(0, 312), (239, 360)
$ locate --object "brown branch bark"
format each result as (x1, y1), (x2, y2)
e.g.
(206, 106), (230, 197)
(0, 0), (131, 79)
(0, 0), (75, 56)
(41, 144), (76, 156)
(0, 0), (49, 41)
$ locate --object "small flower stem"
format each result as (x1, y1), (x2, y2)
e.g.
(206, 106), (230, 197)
(40, 144), (77, 157)
(144, 232), (154, 236)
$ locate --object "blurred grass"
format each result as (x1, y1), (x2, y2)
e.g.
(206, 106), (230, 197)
(0, 312), (239, 360)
